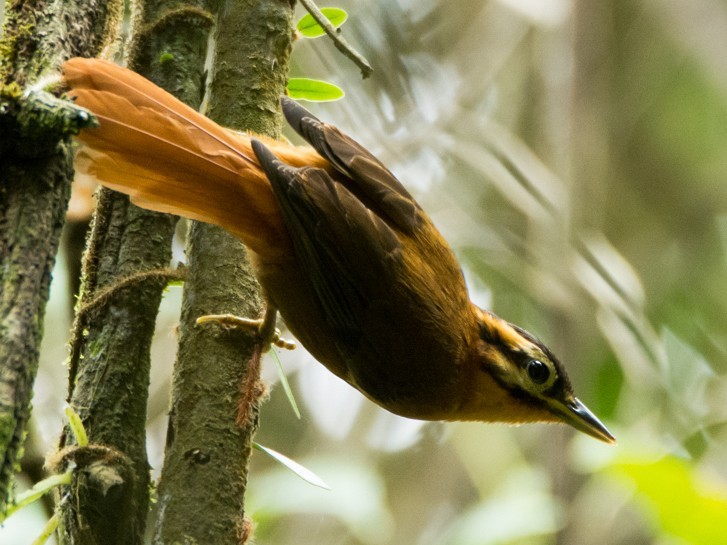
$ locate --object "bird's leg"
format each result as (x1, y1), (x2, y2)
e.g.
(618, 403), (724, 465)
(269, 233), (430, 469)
(196, 306), (296, 350)
(196, 306), (294, 427)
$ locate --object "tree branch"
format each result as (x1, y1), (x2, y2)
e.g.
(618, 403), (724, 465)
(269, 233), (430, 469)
(57, 3), (214, 544)
(152, 1), (295, 543)
(299, 0), (373, 78)
(0, 0), (122, 514)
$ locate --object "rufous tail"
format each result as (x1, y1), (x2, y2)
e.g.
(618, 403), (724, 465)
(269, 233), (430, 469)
(63, 57), (323, 260)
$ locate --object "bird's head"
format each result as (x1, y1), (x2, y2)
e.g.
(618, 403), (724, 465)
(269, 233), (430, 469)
(459, 306), (615, 443)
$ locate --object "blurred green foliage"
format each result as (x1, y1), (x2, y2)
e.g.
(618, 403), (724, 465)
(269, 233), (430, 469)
(6, 0), (727, 544)
(253, 0), (727, 542)
(611, 456), (727, 545)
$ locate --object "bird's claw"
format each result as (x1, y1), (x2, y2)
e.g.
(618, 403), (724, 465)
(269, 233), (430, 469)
(271, 332), (296, 350)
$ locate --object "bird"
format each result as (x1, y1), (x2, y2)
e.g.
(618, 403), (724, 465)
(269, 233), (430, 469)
(62, 57), (615, 443)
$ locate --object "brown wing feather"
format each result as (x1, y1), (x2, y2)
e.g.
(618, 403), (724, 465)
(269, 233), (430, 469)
(281, 97), (421, 234)
(252, 139), (403, 358)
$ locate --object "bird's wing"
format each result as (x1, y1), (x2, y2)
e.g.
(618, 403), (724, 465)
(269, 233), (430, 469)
(252, 139), (403, 354)
(280, 97), (422, 235)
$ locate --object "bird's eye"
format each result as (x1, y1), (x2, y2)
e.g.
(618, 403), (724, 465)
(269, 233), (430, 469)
(526, 359), (550, 384)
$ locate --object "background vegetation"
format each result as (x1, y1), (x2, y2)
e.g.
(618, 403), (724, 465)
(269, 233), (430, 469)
(3, 0), (727, 543)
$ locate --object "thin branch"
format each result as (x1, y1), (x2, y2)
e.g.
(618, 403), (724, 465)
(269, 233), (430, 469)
(75, 267), (185, 322)
(299, 0), (373, 78)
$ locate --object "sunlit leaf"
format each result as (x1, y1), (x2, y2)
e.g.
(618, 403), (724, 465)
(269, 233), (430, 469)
(253, 443), (329, 490)
(612, 456), (727, 545)
(287, 78), (344, 102)
(297, 8), (348, 38)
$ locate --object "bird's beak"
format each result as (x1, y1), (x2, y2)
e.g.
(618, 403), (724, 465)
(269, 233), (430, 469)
(548, 397), (616, 444)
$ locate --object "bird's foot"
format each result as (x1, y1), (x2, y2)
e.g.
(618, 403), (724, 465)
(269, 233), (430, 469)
(195, 313), (296, 350)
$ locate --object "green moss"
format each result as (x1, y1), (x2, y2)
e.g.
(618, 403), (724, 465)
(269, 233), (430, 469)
(0, 9), (39, 83)
(0, 414), (17, 458)
(0, 81), (23, 100)
(0, 413), (20, 509)
(159, 51), (175, 65)
(0, 87), (96, 158)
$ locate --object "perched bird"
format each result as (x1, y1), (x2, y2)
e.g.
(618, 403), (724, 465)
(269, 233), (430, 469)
(63, 57), (615, 443)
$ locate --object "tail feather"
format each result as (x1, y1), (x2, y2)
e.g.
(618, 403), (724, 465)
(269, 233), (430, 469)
(63, 57), (319, 259)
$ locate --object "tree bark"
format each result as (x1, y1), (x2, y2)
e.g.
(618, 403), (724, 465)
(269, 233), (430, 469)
(56, 2), (215, 544)
(153, 1), (294, 543)
(0, 0), (122, 513)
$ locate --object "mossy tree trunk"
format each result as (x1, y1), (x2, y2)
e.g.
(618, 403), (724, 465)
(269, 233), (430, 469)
(0, 0), (123, 513)
(51, 0), (295, 544)
(152, 1), (295, 543)
(1, 0), (294, 539)
(55, 1), (215, 544)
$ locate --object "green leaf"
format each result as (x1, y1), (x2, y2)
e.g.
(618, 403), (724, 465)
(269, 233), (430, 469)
(287, 78), (344, 102)
(270, 348), (301, 419)
(31, 514), (59, 545)
(1, 472), (73, 523)
(611, 456), (727, 545)
(297, 8), (348, 38)
(65, 405), (88, 447)
(253, 443), (330, 490)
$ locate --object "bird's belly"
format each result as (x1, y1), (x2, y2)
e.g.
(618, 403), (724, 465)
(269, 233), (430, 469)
(255, 257), (468, 420)
(255, 257), (353, 380)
